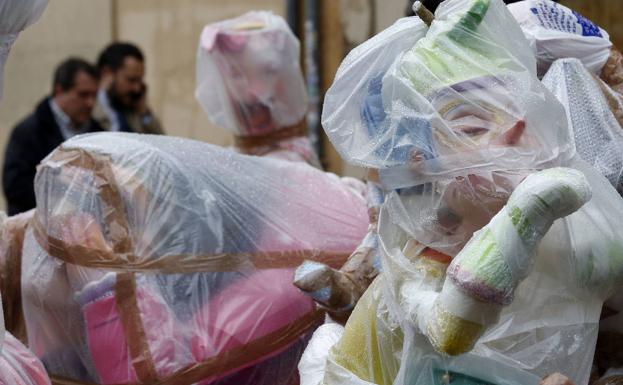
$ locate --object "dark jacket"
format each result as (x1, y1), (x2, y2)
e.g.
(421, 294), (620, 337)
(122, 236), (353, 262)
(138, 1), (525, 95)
(3, 97), (103, 215)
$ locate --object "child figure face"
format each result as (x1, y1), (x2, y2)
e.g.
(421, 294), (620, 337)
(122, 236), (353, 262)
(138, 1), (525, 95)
(215, 34), (287, 135)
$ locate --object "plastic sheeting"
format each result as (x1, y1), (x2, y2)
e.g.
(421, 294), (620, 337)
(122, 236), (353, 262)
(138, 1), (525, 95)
(323, 0), (573, 187)
(0, 209), (32, 342)
(22, 132), (368, 384)
(302, 1), (623, 384)
(196, 11), (318, 166)
(0, 212), (50, 385)
(543, 58), (623, 193)
(507, 0), (612, 77)
(0, 0), (48, 97)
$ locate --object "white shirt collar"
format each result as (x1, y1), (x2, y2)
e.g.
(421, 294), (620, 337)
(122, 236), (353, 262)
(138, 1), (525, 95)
(49, 98), (90, 140)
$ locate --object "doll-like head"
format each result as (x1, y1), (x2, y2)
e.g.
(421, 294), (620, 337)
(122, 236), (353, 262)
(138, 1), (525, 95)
(196, 11), (308, 136)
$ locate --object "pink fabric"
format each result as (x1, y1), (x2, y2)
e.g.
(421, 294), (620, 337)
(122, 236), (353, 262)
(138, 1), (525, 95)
(255, 164), (368, 253)
(0, 333), (50, 385)
(81, 270), (314, 385)
(81, 284), (185, 384)
(190, 269), (314, 384)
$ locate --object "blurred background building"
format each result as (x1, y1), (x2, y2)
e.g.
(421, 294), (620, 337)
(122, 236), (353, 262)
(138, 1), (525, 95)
(0, 0), (619, 210)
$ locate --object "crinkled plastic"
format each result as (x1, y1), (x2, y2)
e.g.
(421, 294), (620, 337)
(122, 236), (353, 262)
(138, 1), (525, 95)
(318, 159), (623, 385)
(307, 1), (623, 384)
(0, 209), (33, 342)
(323, 0), (573, 187)
(22, 132), (368, 384)
(0, 333), (51, 385)
(0, 211), (48, 385)
(543, 58), (623, 193)
(507, 0), (612, 77)
(298, 323), (345, 385)
(0, 0), (48, 98)
(195, 11), (318, 166)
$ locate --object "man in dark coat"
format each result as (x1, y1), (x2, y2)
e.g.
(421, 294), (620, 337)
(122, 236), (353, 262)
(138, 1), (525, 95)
(3, 57), (102, 215)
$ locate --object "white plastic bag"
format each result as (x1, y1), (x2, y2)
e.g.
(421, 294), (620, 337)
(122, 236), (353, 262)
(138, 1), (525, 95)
(0, 0), (48, 97)
(323, 0), (573, 188)
(507, 0), (612, 76)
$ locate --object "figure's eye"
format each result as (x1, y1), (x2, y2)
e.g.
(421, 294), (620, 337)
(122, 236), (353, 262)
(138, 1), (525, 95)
(441, 101), (495, 137)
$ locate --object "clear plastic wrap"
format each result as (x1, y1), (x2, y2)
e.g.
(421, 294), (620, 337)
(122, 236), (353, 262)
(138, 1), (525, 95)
(22, 132), (368, 384)
(507, 0), (612, 77)
(0, 211), (49, 385)
(306, 1), (623, 384)
(196, 11), (318, 165)
(320, 160), (623, 385)
(0, 0), (48, 97)
(543, 58), (623, 193)
(323, 0), (573, 187)
(0, 209), (33, 342)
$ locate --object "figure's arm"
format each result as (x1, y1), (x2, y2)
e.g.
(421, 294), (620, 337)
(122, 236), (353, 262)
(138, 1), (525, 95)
(426, 168), (592, 355)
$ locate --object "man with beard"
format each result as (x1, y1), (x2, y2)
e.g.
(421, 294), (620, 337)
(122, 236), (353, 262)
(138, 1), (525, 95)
(3, 58), (102, 215)
(93, 42), (164, 134)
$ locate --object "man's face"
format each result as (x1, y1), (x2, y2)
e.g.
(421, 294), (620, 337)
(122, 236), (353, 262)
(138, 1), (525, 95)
(109, 57), (145, 111)
(54, 71), (99, 126)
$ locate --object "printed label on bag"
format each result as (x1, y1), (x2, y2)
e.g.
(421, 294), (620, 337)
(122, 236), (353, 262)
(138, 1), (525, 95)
(529, 1), (603, 38)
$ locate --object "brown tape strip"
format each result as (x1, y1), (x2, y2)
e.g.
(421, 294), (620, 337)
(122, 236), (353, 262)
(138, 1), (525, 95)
(114, 273), (159, 383)
(234, 120), (308, 150)
(50, 309), (323, 385)
(33, 218), (348, 272)
(35, 147), (351, 272)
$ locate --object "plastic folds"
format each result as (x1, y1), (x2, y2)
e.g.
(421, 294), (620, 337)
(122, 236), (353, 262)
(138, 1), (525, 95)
(323, 0), (573, 187)
(22, 132), (368, 384)
(310, 1), (623, 384)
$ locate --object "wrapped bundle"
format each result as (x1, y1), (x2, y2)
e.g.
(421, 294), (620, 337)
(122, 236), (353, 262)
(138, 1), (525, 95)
(0, 0), (48, 97)
(542, 59), (623, 193)
(299, 1), (623, 384)
(196, 11), (319, 166)
(22, 132), (368, 384)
